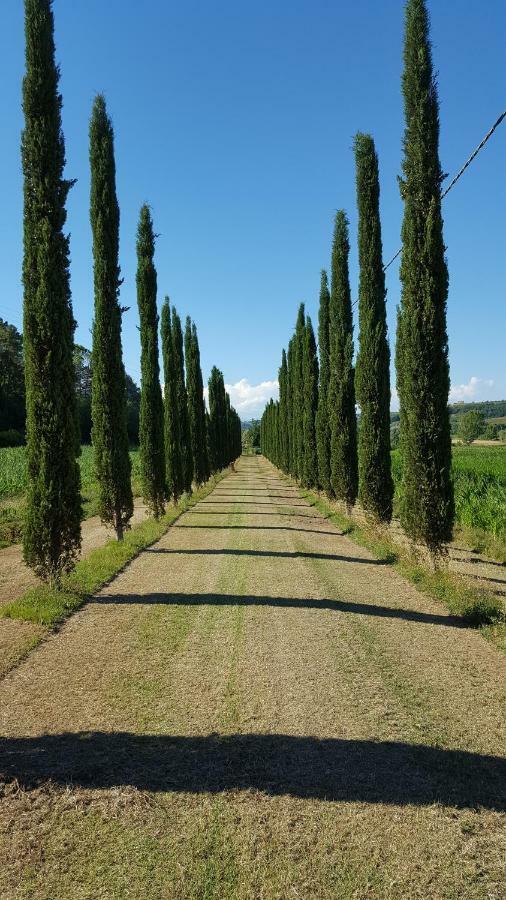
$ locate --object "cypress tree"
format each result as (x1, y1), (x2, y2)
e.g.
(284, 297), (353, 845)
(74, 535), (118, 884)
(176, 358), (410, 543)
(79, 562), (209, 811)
(315, 270), (332, 495)
(278, 349), (289, 472)
(172, 308), (192, 494)
(291, 304), (305, 482)
(208, 366), (227, 473)
(286, 338), (295, 475)
(184, 317), (210, 486)
(160, 298), (182, 504)
(354, 133), (393, 523)
(328, 211), (358, 510)
(89, 94), (133, 540)
(302, 316), (319, 488)
(22, 0), (81, 582)
(396, 0), (453, 552)
(136, 205), (165, 518)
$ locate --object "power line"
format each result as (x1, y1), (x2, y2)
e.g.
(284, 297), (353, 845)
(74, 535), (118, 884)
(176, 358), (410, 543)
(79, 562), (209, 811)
(381, 110), (506, 275)
(314, 110), (506, 358)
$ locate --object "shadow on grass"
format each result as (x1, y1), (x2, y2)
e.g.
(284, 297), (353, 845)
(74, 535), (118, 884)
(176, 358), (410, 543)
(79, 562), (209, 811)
(1, 732), (503, 809)
(143, 547), (389, 565)
(93, 591), (462, 628)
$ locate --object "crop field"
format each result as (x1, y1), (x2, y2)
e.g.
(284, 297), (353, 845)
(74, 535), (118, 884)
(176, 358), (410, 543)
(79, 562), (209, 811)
(0, 446), (141, 547)
(0, 445), (141, 502)
(392, 445), (506, 555)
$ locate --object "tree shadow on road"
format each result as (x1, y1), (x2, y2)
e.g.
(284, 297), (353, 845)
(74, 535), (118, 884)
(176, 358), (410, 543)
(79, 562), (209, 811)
(92, 591), (463, 628)
(1, 731), (503, 810)
(143, 547), (391, 565)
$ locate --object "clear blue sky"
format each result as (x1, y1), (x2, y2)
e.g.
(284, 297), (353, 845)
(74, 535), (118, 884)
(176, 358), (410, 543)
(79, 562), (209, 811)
(1, 0), (505, 417)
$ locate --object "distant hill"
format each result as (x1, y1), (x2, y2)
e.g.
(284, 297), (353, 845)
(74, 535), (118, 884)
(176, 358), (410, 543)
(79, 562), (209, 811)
(390, 400), (506, 424)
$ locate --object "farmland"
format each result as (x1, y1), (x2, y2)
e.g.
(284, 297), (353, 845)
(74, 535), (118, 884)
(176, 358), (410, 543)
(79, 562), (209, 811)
(0, 446), (141, 547)
(391, 445), (506, 559)
(2, 444), (504, 557)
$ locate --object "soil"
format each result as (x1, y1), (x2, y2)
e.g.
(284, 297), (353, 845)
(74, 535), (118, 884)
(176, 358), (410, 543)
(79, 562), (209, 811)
(0, 457), (504, 899)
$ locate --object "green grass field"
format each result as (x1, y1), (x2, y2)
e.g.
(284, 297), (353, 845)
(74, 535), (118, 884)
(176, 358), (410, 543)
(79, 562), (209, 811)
(0, 446), (141, 547)
(392, 445), (506, 558)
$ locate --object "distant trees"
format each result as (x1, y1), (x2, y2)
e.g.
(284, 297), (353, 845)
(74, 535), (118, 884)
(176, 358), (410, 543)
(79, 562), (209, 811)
(161, 298), (182, 504)
(354, 133), (393, 523)
(208, 367), (227, 473)
(459, 410), (485, 445)
(89, 94), (133, 540)
(136, 205), (165, 519)
(161, 301), (193, 504)
(185, 317), (210, 486)
(315, 271), (331, 495)
(22, 0), (81, 582)
(395, 0), (453, 553)
(0, 319), (25, 441)
(328, 211), (358, 511)
(172, 308), (193, 495)
(208, 366), (241, 471)
(302, 316), (319, 488)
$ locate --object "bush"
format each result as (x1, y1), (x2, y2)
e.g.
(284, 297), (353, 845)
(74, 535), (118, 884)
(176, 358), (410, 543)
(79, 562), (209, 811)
(0, 429), (25, 447)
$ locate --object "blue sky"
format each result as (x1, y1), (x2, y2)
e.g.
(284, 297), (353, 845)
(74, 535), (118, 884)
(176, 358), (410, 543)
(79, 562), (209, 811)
(1, 1), (505, 418)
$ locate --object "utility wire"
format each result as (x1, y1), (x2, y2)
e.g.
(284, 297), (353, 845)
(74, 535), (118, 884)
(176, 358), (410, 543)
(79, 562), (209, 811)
(314, 110), (506, 358)
(381, 110), (506, 276)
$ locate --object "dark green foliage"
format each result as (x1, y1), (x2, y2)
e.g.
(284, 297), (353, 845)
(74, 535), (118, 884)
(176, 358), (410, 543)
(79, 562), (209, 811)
(395, 0), (453, 551)
(160, 298), (182, 503)
(136, 205), (165, 518)
(208, 366), (227, 473)
(315, 271), (331, 494)
(302, 316), (319, 488)
(89, 94), (133, 540)
(184, 317), (210, 486)
(172, 308), (192, 494)
(0, 319), (25, 437)
(278, 350), (289, 472)
(286, 339), (295, 474)
(21, 0), (81, 581)
(328, 211), (358, 509)
(290, 304), (305, 481)
(354, 133), (393, 523)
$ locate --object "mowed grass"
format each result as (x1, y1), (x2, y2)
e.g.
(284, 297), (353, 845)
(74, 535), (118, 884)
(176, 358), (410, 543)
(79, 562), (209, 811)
(0, 445), (141, 547)
(392, 445), (506, 561)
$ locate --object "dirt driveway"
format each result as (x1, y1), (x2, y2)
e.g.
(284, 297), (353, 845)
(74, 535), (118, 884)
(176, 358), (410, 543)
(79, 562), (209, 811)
(0, 456), (504, 899)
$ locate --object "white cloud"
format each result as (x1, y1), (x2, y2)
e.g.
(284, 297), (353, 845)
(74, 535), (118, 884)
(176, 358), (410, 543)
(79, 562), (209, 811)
(226, 378), (279, 418)
(204, 378), (278, 419)
(449, 376), (494, 403)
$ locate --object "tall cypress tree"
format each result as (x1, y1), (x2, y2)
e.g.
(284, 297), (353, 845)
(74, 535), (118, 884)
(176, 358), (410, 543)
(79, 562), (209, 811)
(172, 308), (192, 494)
(316, 270), (332, 495)
(291, 304), (305, 482)
(185, 317), (209, 486)
(302, 316), (319, 488)
(22, 0), (81, 582)
(89, 94), (133, 540)
(160, 298), (182, 504)
(396, 0), (453, 552)
(136, 205), (165, 518)
(354, 133), (393, 523)
(208, 366), (227, 472)
(278, 349), (289, 472)
(286, 338), (295, 475)
(328, 211), (358, 510)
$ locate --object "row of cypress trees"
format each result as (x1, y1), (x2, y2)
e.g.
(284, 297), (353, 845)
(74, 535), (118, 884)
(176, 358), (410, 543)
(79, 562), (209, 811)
(262, 0), (454, 555)
(21, 0), (240, 582)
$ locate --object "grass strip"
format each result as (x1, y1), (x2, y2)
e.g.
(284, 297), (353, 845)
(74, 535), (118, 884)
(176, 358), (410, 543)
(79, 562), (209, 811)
(291, 481), (505, 649)
(0, 473), (225, 628)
